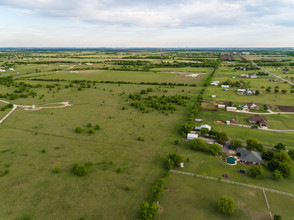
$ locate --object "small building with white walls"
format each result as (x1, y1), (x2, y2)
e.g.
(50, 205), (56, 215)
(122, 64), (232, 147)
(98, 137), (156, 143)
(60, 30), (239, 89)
(211, 95), (216, 98)
(200, 124), (211, 131)
(226, 106), (237, 112)
(187, 133), (199, 140)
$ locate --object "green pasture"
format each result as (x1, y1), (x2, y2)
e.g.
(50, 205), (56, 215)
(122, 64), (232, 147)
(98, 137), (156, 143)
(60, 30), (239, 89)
(157, 173), (270, 220)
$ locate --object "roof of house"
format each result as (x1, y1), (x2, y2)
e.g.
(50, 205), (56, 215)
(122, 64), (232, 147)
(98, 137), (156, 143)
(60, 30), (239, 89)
(247, 102), (260, 108)
(248, 115), (268, 125)
(236, 148), (264, 164)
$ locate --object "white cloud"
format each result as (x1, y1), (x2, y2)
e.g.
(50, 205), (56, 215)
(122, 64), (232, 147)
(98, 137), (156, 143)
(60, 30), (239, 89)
(0, 0), (294, 28)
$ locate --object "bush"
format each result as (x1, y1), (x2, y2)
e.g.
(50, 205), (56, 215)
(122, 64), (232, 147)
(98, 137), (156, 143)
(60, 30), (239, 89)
(288, 149), (294, 160)
(274, 214), (282, 220)
(248, 165), (265, 179)
(167, 153), (183, 169)
(274, 143), (286, 151)
(116, 167), (122, 173)
(88, 128), (94, 134)
(124, 184), (131, 191)
(174, 139), (179, 145)
(94, 124), (100, 130)
(75, 126), (83, 133)
(87, 123), (92, 127)
(73, 164), (88, 176)
(272, 170), (282, 180)
(217, 195), (236, 215)
(53, 167), (61, 173)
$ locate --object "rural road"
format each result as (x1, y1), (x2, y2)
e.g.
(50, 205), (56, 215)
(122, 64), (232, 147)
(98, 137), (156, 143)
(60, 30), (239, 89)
(235, 109), (294, 115)
(241, 55), (294, 86)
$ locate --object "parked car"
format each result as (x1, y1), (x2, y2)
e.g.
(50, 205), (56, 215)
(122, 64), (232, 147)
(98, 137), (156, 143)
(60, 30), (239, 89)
(251, 125), (258, 129)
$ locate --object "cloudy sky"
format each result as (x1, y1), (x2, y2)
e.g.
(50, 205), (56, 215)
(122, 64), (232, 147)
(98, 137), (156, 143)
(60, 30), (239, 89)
(0, 0), (293, 47)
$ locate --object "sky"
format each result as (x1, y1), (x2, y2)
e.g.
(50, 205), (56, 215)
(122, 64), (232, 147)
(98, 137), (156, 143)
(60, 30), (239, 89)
(0, 0), (294, 47)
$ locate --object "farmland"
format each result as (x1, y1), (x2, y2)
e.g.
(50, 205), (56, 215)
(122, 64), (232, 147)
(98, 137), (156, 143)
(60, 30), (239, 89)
(0, 48), (294, 220)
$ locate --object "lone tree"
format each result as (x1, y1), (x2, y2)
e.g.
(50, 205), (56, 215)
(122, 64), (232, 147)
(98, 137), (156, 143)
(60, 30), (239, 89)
(217, 195), (236, 215)
(75, 126), (83, 133)
(248, 165), (265, 179)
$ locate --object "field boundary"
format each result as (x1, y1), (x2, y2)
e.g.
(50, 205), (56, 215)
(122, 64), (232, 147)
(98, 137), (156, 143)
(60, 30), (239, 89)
(170, 170), (294, 198)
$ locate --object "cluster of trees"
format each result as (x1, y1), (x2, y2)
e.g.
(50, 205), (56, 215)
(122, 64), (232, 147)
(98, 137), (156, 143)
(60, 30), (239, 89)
(75, 123), (101, 134)
(129, 91), (190, 113)
(0, 103), (13, 111)
(221, 79), (250, 88)
(191, 139), (223, 155)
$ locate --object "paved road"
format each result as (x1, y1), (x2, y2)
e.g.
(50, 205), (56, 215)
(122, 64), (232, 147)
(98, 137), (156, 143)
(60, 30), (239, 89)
(241, 55), (294, 86)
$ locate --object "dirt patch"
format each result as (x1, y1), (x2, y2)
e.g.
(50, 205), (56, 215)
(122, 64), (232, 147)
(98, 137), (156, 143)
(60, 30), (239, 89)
(276, 105), (294, 112)
(221, 174), (231, 179)
(165, 189), (178, 192)
(247, 190), (257, 197)
(201, 100), (218, 111)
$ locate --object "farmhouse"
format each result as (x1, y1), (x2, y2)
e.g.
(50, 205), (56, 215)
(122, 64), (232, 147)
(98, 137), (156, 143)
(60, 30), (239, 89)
(246, 102), (260, 110)
(187, 133), (198, 140)
(237, 89), (246, 95)
(236, 148), (264, 165)
(248, 115), (268, 127)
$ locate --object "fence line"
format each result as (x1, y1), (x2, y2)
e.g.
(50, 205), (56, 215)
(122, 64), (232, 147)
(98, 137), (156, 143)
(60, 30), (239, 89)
(170, 170), (294, 198)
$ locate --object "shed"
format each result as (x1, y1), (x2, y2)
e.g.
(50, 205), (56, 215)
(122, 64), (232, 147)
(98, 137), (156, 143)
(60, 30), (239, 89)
(195, 119), (202, 122)
(218, 104), (226, 108)
(187, 133), (199, 140)
(226, 106), (237, 112)
(211, 95), (216, 98)
(221, 85), (230, 88)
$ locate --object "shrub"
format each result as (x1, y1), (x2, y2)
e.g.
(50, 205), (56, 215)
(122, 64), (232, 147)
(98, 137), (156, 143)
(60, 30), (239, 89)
(288, 149), (294, 160)
(41, 149), (46, 153)
(272, 170), (282, 180)
(274, 143), (286, 151)
(140, 201), (160, 220)
(174, 139), (179, 145)
(116, 167), (122, 173)
(73, 164), (88, 176)
(88, 128), (94, 134)
(124, 184), (131, 191)
(75, 126), (83, 133)
(53, 167), (61, 173)
(94, 124), (101, 130)
(274, 214), (282, 220)
(217, 195), (236, 215)
(87, 123), (92, 127)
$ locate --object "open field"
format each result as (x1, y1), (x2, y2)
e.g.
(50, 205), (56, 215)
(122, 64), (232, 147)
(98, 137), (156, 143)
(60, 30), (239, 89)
(1, 49), (294, 220)
(157, 173), (270, 220)
(0, 82), (200, 219)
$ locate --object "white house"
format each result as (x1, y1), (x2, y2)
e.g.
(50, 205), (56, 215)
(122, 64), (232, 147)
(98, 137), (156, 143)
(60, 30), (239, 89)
(187, 133), (199, 140)
(211, 81), (220, 86)
(221, 85), (230, 88)
(200, 124), (211, 131)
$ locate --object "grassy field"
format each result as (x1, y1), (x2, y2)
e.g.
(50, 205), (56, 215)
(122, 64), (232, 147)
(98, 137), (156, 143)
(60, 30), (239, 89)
(157, 174), (270, 220)
(0, 81), (199, 219)
(33, 69), (207, 84)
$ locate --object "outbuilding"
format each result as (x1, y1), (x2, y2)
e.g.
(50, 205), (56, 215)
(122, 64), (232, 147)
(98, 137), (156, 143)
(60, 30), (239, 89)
(187, 133), (199, 140)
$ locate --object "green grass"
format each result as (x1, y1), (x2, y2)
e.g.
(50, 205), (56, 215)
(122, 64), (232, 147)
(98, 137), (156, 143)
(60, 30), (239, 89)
(33, 69), (205, 84)
(157, 173), (269, 220)
(0, 82), (200, 219)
